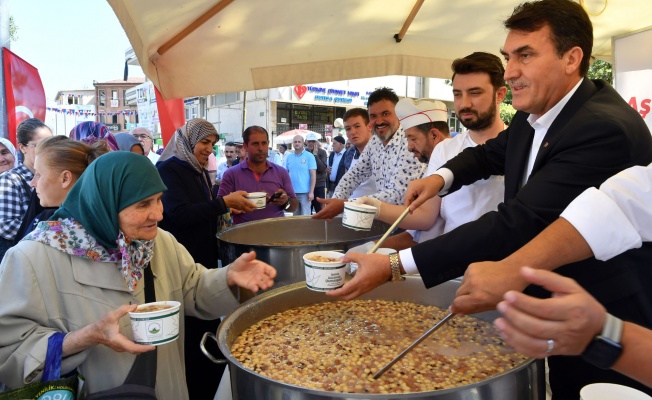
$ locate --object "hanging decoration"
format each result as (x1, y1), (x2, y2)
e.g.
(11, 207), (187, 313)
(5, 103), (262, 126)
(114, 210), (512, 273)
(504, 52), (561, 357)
(46, 107), (139, 117)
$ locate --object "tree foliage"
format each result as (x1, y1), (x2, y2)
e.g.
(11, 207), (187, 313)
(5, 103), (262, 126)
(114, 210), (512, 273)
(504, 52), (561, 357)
(587, 59), (613, 85)
(9, 16), (18, 42)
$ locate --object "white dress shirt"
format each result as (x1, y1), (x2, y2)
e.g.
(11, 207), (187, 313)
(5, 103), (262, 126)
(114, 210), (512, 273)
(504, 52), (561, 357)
(561, 163), (652, 261)
(401, 133), (505, 271)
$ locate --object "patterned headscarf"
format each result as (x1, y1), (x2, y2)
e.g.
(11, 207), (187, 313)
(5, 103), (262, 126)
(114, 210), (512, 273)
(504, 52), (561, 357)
(0, 138), (19, 168)
(69, 121), (119, 151)
(158, 118), (218, 190)
(25, 152), (167, 291)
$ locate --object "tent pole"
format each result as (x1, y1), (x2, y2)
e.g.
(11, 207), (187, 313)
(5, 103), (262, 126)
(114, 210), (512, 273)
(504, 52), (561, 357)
(157, 0), (235, 56)
(394, 0), (425, 43)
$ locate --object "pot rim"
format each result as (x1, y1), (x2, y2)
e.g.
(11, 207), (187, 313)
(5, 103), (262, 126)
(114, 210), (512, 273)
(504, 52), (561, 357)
(217, 277), (539, 398)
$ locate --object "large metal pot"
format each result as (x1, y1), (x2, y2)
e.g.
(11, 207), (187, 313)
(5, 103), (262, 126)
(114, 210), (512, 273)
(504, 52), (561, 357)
(217, 216), (391, 289)
(207, 277), (545, 399)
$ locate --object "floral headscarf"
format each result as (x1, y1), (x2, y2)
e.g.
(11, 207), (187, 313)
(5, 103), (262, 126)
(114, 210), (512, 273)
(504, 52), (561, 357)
(24, 152), (167, 291)
(69, 121), (119, 151)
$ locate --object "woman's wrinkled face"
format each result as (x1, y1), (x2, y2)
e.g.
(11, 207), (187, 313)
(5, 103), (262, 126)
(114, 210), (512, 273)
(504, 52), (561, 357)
(118, 192), (164, 241)
(0, 143), (15, 173)
(193, 134), (217, 165)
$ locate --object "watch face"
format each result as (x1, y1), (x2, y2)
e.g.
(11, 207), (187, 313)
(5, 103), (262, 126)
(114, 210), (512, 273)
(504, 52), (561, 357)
(582, 336), (623, 370)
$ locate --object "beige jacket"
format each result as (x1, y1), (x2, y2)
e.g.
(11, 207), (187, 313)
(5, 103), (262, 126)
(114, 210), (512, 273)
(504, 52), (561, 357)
(0, 228), (239, 399)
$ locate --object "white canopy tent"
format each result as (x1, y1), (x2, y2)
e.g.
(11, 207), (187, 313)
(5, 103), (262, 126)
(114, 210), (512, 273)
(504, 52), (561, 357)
(108, 0), (652, 99)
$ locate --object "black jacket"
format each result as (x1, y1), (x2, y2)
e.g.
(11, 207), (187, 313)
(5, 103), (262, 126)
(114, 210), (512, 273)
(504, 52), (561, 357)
(411, 79), (652, 396)
(157, 157), (227, 269)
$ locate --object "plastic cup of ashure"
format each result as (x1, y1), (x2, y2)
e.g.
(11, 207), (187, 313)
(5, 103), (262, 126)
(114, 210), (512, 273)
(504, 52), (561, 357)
(246, 192), (267, 210)
(129, 301), (181, 346)
(349, 247), (396, 275)
(303, 251), (346, 292)
(580, 383), (652, 400)
(342, 202), (376, 231)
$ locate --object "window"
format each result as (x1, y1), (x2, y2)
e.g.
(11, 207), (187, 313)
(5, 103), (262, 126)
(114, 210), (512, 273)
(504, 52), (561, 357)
(112, 115), (118, 124)
(100, 114), (106, 124)
(123, 90), (127, 106)
(209, 92), (241, 107)
(112, 90), (118, 100)
(99, 90), (106, 107)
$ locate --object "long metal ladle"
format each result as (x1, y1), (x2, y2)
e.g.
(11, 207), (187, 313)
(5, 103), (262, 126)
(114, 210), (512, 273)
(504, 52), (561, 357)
(366, 207), (411, 254)
(373, 312), (456, 379)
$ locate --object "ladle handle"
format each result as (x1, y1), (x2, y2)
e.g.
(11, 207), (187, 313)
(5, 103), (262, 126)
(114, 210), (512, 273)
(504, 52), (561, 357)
(373, 312), (456, 379)
(367, 207), (411, 254)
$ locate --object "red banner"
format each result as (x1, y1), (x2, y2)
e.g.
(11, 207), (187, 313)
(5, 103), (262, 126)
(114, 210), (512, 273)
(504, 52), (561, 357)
(154, 85), (185, 146)
(2, 48), (46, 145)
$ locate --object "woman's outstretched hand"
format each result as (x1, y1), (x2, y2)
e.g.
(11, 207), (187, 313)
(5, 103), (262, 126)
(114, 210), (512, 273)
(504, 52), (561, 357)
(227, 251), (277, 293)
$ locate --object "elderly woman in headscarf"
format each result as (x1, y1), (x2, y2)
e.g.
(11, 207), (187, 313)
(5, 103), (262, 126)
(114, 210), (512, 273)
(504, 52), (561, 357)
(0, 138), (18, 174)
(0, 152), (276, 399)
(69, 121), (120, 151)
(156, 118), (256, 398)
(114, 132), (145, 154)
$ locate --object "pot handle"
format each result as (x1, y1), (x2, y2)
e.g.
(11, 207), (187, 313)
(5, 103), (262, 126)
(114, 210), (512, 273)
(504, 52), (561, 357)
(200, 331), (228, 364)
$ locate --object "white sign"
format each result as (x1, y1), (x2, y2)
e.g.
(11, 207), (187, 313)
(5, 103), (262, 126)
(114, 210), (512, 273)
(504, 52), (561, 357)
(110, 99), (119, 108)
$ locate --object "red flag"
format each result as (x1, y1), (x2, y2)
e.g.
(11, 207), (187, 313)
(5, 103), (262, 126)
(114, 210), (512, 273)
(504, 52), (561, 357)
(154, 85), (185, 146)
(2, 48), (46, 145)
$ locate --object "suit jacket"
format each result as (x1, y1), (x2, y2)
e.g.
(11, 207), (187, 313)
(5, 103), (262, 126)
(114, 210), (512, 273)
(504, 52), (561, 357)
(328, 150), (347, 190)
(411, 79), (652, 396)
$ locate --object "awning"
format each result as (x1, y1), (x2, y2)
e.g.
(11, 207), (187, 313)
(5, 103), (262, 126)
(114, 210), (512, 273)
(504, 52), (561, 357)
(108, 0), (652, 99)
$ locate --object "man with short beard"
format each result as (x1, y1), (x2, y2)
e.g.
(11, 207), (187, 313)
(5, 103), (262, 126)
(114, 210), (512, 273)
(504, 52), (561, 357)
(312, 87), (425, 219)
(352, 53), (507, 252)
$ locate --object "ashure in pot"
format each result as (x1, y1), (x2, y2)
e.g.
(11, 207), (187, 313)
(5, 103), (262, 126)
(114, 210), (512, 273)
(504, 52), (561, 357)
(209, 277), (545, 400)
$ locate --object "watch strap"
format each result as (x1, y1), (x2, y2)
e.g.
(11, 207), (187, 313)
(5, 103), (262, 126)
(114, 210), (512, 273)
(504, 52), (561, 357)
(602, 313), (623, 343)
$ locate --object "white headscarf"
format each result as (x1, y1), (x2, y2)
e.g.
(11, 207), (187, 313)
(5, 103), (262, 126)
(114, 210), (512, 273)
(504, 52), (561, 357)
(0, 138), (19, 168)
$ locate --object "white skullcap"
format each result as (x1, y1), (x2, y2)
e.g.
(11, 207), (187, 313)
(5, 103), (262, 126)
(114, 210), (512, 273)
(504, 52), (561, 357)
(395, 98), (448, 130)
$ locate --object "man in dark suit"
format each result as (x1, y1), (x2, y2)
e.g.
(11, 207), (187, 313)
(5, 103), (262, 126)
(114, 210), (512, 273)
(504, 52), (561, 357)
(327, 135), (347, 196)
(329, 0), (652, 398)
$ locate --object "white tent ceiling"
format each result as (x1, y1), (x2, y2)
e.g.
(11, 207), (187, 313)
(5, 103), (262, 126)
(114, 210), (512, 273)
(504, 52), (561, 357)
(108, 0), (652, 99)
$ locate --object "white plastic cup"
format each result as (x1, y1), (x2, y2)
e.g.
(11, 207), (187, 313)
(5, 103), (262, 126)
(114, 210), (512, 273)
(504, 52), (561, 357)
(580, 383), (652, 400)
(129, 301), (181, 346)
(246, 192), (267, 210)
(303, 251), (346, 292)
(342, 202), (376, 231)
(349, 247), (396, 275)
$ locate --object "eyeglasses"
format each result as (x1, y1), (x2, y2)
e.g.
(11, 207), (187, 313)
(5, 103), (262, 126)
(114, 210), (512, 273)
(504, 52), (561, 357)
(133, 134), (151, 140)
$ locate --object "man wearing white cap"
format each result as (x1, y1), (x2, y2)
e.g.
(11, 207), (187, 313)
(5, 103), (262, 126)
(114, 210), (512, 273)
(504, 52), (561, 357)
(312, 87), (425, 220)
(351, 52), (507, 252)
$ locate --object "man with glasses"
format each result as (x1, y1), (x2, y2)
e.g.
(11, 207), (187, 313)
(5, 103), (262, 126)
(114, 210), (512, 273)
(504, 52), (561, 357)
(131, 127), (159, 164)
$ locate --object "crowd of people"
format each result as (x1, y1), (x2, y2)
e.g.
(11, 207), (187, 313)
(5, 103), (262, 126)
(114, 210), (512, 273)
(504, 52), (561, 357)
(0, 0), (651, 398)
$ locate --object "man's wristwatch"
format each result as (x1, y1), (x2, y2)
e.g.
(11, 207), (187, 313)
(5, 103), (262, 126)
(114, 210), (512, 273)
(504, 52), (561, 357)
(581, 313), (623, 369)
(388, 253), (404, 282)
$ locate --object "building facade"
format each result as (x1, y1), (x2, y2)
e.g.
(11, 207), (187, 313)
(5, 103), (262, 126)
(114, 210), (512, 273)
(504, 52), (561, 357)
(93, 77), (144, 132)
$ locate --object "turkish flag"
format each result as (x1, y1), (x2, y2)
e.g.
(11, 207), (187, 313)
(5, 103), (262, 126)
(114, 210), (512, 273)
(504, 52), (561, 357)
(2, 48), (46, 145)
(154, 85), (185, 146)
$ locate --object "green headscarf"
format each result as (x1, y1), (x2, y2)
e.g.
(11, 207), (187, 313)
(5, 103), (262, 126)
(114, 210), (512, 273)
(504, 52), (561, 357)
(52, 152), (167, 249)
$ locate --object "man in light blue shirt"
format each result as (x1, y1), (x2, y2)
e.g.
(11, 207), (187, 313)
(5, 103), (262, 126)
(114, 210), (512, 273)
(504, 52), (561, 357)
(285, 135), (316, 215)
